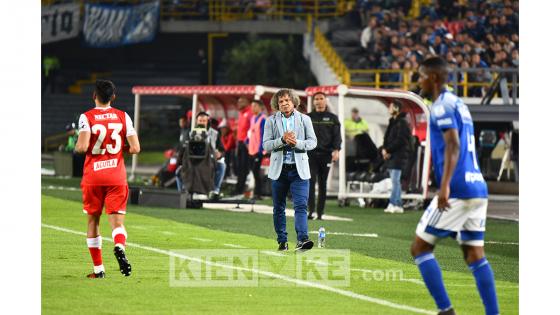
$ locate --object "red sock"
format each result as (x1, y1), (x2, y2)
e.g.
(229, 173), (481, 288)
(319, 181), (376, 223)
(112, 226), (127, 248)
(86, 236), (103, 270)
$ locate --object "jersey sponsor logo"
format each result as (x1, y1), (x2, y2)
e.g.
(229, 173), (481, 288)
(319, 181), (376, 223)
(322, 117), (331, 121)
(93, 158), (118, 171)
(436, 118), (453, 126)
(465, 171), (484, 183)
(94, 113), (118, 121)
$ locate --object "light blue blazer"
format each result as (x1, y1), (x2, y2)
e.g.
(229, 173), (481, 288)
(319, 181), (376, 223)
(263, 110), (317, 180)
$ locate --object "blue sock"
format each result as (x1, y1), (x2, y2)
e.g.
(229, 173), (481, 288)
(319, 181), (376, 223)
(469, 257), (499, 315)
(414, 252), (452, 311)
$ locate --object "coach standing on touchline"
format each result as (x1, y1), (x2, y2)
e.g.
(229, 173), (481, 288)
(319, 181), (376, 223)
(263, 89), (317, 252)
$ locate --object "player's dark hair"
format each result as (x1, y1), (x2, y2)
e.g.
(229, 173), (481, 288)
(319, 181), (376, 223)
(420, 56), (449, 79)
(94, 80), (116, 104)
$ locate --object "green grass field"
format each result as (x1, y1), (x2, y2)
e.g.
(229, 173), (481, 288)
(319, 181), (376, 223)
(42, 177), (518, 314)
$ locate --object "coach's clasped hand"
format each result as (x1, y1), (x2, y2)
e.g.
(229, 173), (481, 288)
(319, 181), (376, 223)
(283, 131), (297, 147)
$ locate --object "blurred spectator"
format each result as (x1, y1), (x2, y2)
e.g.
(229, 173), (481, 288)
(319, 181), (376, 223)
(198, 49), (208, 84)
(344, 108), (369, 138)
(178, 117), (189, 145)
(385, 61), (402, 86)
(42, 55), (60, 94)
(361, 17), (378, 51)
(511, 49), (519, 67)
(60, 122), (78, 152)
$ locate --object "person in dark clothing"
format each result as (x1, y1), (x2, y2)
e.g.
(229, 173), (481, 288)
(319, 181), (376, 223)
(198, 49), (208, 85)
(307, 92), (342, 220)
(380, 100), (411, 214)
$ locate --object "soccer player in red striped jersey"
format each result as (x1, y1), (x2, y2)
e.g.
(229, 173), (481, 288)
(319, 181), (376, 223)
(75, 80), (140, 278)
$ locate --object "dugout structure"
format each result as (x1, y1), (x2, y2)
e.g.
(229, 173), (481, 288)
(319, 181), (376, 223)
(304, 85), (431, 203)
(130, 85), (307, 180)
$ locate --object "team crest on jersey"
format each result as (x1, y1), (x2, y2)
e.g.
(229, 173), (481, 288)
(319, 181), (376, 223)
(433, 105), (445, 117)
(94, 113), (118, 120)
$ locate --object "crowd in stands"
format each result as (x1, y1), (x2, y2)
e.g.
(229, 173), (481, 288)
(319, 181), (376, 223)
(357, 0), (519, 95)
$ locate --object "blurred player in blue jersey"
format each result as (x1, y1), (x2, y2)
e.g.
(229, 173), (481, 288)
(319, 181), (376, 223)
(410, 57), (499, 315)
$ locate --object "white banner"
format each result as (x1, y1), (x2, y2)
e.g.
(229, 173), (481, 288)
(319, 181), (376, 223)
(41, 3), (81, 44)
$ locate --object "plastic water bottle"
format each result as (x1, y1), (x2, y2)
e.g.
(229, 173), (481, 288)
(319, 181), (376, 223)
(318, 227), (326, 248)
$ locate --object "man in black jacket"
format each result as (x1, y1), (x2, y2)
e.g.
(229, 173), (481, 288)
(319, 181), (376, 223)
(380, 100), (411, 214)
(307, 92), (342, 220)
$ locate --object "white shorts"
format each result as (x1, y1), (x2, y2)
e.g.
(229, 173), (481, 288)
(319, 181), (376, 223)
(415, 197), (488, 247)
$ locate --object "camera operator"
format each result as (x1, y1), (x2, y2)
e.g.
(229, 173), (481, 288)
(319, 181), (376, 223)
(177, 112), (226, 199)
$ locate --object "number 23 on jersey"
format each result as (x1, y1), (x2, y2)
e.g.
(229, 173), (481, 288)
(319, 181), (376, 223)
(91, 123), (123, 155)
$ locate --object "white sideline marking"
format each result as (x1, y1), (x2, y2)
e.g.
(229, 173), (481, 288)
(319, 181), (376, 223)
(487, 215), (519, 222)
(203, 203), (353, 222)
(161, 231), (176, 236)
(486, 241), (519, 245)
(190, 237), (212, 243)
(261, 250), (286, 257)
(42, 223), (435, 315)
(42, 185), (80, 191)
(401, 278), (425, 285)
(223, 243), (247, 249)
(41, 168), (55, 176)
(309, 231), (379, 238)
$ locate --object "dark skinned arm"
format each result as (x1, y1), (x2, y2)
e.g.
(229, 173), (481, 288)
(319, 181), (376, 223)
(438, 128), (460, 211)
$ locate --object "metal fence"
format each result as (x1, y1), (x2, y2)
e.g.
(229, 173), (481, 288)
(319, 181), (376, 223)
(349, 68), (519, 104)
(42, 0), (354, 20)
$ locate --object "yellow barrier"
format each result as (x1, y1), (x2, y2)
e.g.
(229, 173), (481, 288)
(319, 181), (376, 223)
(161, 0), (354, 21)
(314, 26), (350, 84)
(43, 1), (354, 21)
(349, 69), (516, 97)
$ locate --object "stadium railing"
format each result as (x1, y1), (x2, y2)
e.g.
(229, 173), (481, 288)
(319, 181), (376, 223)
(41, 0), (354, 21)
(161, 0), (354, 21)
(349, 68), (519, 100)
(313, 26), (351, 84)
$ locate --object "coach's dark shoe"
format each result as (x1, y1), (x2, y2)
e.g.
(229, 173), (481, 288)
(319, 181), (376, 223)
(316, 215), (323, 221)
(307, 214), (314, 220)
(86, 271), (105, 279)
(277, 242), (289, 251)
(438, 308), (456, 315)
(114, 246), (132, 276)
(295, 239), (314, 252)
